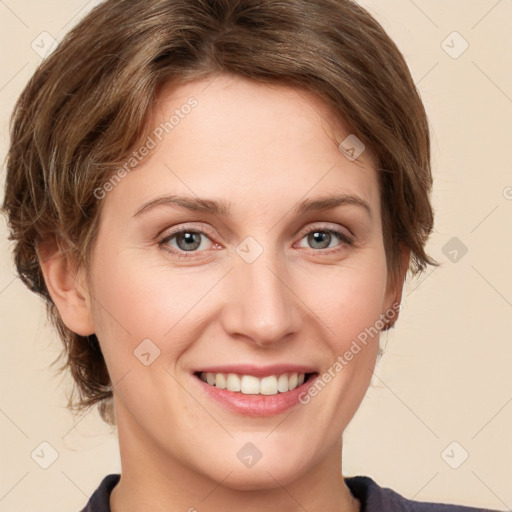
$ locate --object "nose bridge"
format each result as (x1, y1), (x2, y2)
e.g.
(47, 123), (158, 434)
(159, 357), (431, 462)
(221, 238), (301, 345)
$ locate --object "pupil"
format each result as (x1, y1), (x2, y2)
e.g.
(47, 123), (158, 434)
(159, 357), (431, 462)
(309, 231), (330, 249)
(178, 232), (200, 251)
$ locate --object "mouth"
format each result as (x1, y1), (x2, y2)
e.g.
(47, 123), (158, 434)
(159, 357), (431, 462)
(191, 368), (320, 417)
(193, 371), (318, 395)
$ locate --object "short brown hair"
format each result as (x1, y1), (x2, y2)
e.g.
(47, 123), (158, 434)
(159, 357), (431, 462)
(2, 0), (438, 425)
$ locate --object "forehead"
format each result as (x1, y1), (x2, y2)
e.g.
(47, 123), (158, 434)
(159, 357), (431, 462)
(103, 74), (380, 219)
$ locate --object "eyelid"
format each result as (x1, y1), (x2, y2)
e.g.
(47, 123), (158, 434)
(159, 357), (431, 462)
(295, 221), (353, 240)
(157, 223), (219, 253)
(157, 222), (217, 240)
(294, 223), (355, 251)
(157, 220), (355, 257)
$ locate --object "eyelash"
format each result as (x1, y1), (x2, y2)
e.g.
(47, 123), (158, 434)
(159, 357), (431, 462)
(157, 224), (354, 258)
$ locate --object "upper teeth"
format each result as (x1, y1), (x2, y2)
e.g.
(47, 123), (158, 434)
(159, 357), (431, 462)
(199, 372), (306, 395)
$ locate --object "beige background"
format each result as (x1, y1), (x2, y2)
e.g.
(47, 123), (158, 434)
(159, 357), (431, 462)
(1, 1), (511, 510)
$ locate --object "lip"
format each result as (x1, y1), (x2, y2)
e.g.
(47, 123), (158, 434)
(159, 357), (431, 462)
(192, 367), (320, 417)
(193, 364), (317, 378)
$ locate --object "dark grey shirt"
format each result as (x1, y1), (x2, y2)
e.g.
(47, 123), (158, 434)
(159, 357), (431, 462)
(79, 473), (500, 511)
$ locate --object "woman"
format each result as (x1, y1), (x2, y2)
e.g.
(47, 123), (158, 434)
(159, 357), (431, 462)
(2, 0), (500, 510)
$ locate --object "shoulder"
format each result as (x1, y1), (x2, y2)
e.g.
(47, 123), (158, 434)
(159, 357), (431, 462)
(345, 475), (501, 512)
(78, 474), (120, 512)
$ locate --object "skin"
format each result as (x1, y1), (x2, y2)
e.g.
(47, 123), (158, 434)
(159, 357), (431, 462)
(40, 74), (409, 512)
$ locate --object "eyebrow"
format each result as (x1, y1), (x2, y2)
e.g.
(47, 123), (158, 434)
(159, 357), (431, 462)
(132, 193), (372, 219)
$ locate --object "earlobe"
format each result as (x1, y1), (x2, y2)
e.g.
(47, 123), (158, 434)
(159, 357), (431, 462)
(38, 237), (95, 336)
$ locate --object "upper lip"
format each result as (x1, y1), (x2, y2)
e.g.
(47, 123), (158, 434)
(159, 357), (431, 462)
(194, 364), (318, 378)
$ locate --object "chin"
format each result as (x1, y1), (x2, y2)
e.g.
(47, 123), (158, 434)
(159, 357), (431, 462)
(216, 463), (301, 492)
(200, 446), (312, 491)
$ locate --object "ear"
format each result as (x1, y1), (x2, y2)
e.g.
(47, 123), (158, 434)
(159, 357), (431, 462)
(37, 236), (95, 336)
(383, 243), (410, 328)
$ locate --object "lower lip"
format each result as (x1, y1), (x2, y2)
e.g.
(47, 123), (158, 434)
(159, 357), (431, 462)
(192, 373), (319, 417)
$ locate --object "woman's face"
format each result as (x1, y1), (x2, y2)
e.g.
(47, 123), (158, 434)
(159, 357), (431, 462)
(81, 74), (405, 488)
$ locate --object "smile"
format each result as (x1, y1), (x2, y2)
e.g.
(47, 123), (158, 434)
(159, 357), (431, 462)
(196, 371), (316, 395)
(192, 369), (320, 416)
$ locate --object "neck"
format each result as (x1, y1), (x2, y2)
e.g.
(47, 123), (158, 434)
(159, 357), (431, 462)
(110, 403), (360, 512)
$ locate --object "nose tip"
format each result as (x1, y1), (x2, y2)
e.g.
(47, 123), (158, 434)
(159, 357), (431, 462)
(220, 258), (302, 347)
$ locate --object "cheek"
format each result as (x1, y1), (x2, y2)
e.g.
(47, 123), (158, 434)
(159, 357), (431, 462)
(302, 249), (389, 343)
(299, 250), (388, 411)
(87, 248), (215, 370)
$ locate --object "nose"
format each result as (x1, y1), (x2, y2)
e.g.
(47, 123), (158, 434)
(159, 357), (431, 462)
(219, 246), (303, 348)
